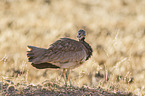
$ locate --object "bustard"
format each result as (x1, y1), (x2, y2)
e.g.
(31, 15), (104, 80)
(27, 30), (93, 86)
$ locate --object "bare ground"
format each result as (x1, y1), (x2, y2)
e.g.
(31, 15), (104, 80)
(0, 80), (134, 96)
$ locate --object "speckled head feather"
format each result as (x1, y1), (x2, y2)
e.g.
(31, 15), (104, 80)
(77, 30), (86, 41)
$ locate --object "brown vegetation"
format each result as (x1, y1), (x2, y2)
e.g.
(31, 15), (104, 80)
(0, 0), (145, 95)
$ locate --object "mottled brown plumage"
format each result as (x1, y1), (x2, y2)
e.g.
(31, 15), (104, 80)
(27, 30), (93, 86)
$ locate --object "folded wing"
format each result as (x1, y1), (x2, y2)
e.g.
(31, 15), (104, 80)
(27, 38), (87, 68)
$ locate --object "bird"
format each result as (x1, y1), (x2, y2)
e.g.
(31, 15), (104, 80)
(27, 29), (93, 86)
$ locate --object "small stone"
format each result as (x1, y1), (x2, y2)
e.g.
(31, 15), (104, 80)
(7, 85), (15, 93)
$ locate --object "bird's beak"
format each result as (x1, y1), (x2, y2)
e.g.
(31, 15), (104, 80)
(82, 34), (86, 37)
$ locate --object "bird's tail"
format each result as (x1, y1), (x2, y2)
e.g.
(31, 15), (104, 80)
(27, 45), (47, 63)
(27, 45), (60, 69)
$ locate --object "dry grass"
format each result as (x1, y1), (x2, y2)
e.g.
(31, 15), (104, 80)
(0, 0), (145, 95)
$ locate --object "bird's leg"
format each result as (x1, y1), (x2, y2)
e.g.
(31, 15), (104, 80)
(67, 69), (73, 87)
(63, 69), (67, 86)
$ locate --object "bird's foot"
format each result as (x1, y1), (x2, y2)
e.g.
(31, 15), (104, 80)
(64, 84), (68, 87)
(64, 84), (75, 88)
(69, 84), (76, 88)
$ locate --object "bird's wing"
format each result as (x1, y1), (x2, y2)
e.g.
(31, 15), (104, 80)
(32, 38), (87, 67)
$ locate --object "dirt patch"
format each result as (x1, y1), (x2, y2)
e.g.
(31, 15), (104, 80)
(0, 81), (134, 96)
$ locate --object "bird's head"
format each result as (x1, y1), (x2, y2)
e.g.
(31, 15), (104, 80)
(77, 30), (86, 41)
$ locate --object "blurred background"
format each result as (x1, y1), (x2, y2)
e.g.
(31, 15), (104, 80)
(0, 0), (145, 95)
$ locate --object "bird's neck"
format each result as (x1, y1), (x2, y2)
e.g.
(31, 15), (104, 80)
(79, 37), (85, 41)
(79, 39), (93, 61)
